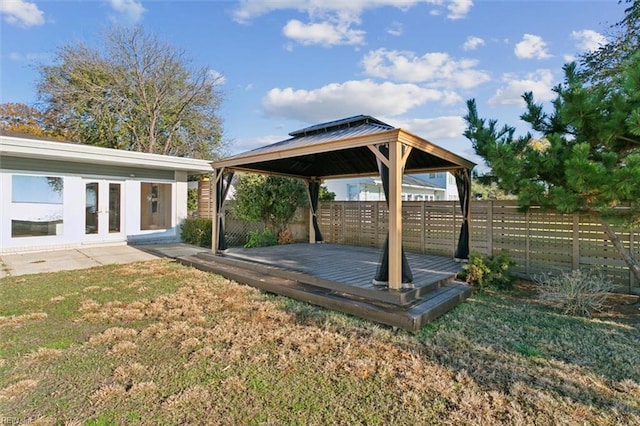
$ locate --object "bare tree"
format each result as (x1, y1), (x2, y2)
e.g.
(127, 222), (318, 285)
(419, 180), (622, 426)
(37, 25), (224, 159)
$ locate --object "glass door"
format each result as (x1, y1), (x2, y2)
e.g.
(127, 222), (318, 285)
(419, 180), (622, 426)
(84, 180), (124, 241)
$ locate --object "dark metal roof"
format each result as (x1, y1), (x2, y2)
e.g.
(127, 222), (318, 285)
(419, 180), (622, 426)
(230, 118), (395, 160)
(289, 114), (393, 137)
(215, 115), (475, 179)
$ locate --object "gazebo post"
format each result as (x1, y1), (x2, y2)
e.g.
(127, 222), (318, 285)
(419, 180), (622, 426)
(307, 178), (316, 244)
(210, 168), (218, 255)
(309, 207), (316, 244)
(388, 140), (403, 290)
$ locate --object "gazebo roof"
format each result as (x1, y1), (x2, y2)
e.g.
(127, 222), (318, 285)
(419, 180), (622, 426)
(214, 115), (475, 179)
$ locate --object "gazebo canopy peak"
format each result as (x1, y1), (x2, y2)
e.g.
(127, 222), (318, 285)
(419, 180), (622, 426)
(213, 115), (475, 180)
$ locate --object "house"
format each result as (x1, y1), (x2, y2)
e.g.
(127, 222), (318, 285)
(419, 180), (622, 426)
(420, 171), (460, 200)
(324, 174), (443, 201)
(0, 131), (212, 254)
(324, 172), (459, 201)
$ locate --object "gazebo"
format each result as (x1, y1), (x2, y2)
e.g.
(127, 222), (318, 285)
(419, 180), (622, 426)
(209, 115), (475, 291)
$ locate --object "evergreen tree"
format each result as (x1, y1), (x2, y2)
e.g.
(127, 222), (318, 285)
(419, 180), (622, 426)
(464, 2), (640, 283)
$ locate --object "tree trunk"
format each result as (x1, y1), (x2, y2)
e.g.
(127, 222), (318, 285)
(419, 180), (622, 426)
(600, 220), (640, 291)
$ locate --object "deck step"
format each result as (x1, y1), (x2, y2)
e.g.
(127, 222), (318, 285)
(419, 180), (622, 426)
(177, 254), (472, 333)
(195, 251), (457, 306)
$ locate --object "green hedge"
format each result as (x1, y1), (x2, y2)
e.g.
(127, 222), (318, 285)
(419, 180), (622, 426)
(181, 218), (212, 248)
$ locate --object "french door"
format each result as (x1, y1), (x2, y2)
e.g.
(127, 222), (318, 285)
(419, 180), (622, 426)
(84, 180), (124, 241)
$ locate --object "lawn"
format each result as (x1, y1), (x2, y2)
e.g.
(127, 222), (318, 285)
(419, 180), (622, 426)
(1, 259), (638, 425)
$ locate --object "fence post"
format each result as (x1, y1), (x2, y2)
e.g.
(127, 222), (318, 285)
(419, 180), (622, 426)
(487, 200), (493, 256)
(330, 201), (335, 243)
(572, 213), (580, 270)
(421, 201), (426, 254)
(630, 229), (636, 290)
(525, 209), (530, 276)
(357, 200), (362, 246)
(341, 202), (346, 244)
(452, 201), (457, 257)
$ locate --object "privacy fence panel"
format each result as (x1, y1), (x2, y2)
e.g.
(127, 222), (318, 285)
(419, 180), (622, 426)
(317, 200), (639, 292)
(198, 179), (638, 291)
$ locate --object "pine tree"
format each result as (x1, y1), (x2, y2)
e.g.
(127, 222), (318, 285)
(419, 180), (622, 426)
(464, 50), (640, 284)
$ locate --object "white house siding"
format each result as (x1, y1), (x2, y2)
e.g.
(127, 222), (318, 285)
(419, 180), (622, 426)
(420, 172), (459, 200)
(324, 177), (445, 202)
(0, 171), (185, 253)
(0, 135), (211, 254)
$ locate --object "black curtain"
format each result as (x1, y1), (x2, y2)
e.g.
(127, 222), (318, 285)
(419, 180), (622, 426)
(374, 145), (413, 284)
(307, 180), (324, 243)
(454, 169), (471, 260)
(216, 171), (235, 251)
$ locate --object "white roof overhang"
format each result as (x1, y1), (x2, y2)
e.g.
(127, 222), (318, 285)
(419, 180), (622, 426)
(0, 133), (213, 174)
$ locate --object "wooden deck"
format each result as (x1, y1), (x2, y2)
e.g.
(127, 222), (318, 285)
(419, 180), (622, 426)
(177, 243), (472, 332)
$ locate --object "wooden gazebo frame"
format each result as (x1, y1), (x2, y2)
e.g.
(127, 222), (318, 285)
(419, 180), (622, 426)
(210, 115), (475, 290)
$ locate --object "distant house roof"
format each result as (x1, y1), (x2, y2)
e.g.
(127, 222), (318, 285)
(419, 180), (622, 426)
(0, 130), (213, 174)
(214, 115), (475, 179)
(399, 175), (442, 189)
(350, 174), (443, 190)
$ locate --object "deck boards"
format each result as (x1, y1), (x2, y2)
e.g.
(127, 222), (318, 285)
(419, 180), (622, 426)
(177, 243), (473, 332)
(209, 243), (463, 306)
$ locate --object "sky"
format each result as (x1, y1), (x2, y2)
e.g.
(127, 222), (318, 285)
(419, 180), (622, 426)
(0, 0), (627, 168)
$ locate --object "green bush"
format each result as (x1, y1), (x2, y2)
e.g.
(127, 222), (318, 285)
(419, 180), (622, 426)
(180, 218), (212, 248)
(534, 269), (613, 317)
(458, 250), (515, 291)
(245, 229), (277, 248)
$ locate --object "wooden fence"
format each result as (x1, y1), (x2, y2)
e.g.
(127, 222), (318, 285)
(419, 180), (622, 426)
(317, 200), (639, 292)
(197, 178), (639, 291)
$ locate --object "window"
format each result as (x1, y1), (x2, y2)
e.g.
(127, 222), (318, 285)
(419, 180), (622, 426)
(11, 175), (64, 237)
(140, 182), (172, 230)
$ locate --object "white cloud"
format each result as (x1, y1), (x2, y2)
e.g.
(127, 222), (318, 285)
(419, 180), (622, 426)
(283, 19), (365, 46)
(447, 0), (473, 20)
(8, 51), (49, 61)
(233, 1), (437, 23)
(233, 1), (473, 46)
(230, 134), (287, 154)
(463, 36), (484, 51)
(514, 34), (551, 59)
(0, 0), (44, 27)
(207, 69), (226, 85)
(361, 48), (490, 89)
(107, 0), (145, 23)
(571, 29), (607, 52)
(389, 116), (467, 139)
(488, 69), (556, 106)
(386, 21), (403, 37)
(262, 79), (457, 122)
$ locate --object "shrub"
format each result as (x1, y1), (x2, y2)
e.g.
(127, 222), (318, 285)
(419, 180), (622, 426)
(458, 250), (515, 291)
(245, 229), (277, 248)
(277, 228), (294, 245)
(180, 218), (212, 248)
(534, 269), (613, 317)
(187, 187), (198, 216)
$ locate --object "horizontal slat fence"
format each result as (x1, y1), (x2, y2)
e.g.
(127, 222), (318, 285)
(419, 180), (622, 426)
(197, 178), (638, 292)
(317, 200), (639, 292)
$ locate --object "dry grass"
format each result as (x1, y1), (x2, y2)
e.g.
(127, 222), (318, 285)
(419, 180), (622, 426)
(0, 258), (638, 425)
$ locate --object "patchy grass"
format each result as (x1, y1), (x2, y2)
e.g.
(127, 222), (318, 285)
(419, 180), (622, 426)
(0, 259), (638, 425)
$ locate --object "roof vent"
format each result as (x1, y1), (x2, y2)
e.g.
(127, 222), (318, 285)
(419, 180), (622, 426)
(289, 115), (394, 137)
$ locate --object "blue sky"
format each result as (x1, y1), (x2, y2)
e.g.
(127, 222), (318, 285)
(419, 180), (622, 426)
(0, 0), (626, 167)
